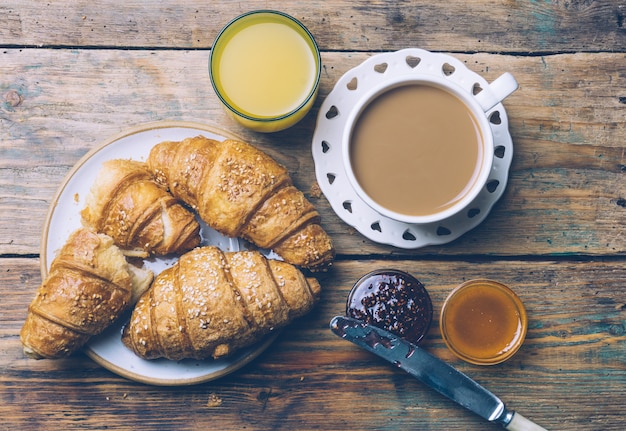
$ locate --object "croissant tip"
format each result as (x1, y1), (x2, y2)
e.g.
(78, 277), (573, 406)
(22, 345), (46, 360)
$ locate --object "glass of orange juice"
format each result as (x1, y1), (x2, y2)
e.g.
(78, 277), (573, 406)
(209, 10), (321, 133)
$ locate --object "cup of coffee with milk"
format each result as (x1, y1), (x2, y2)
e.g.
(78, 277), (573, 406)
(342, 55), (518, 225)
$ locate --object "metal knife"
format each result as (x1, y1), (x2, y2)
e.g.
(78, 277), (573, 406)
(330, 316), (547, 431)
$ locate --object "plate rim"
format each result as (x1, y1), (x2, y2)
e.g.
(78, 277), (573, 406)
(84, 332), (280, 386)
(39, 120), (281, 386)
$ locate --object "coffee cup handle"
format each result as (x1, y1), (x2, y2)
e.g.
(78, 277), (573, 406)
(475, 72), (519, 112)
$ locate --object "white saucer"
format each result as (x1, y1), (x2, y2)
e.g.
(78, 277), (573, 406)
(311, 48), (514, 248)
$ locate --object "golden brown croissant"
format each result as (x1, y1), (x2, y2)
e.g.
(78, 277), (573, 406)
(81, 159), (201, 257)
(147, 136), (334, 269)
(121, 246), (321, 360)
(20, 228), (154, 359)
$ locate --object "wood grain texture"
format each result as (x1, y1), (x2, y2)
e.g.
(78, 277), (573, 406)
(1, 50), (625, 256)
(1, 0), (625, 429)
(2, 258), (625, 430)
(1, 1), (625, 52)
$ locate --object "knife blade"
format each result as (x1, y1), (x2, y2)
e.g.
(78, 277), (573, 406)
(330, 316), (547, 431)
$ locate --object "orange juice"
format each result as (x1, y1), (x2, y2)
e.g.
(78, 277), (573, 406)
(210, 11), (321, 132)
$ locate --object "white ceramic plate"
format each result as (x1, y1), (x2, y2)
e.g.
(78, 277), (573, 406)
(312, 48), (514, 248)
(41, 121), (278, 386)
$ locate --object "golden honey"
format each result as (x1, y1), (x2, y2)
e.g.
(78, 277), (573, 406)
(440, 279), (527, 365)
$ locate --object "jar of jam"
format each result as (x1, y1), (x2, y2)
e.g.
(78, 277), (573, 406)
(439, 279), (527, 365)
(346, 269), (433, 345)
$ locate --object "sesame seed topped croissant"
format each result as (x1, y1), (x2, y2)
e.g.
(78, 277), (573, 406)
(147, 136), (334, 270)
(122, 246), (321, 360)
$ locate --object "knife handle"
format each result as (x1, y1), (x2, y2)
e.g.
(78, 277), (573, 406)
(505, 412), (548, 431)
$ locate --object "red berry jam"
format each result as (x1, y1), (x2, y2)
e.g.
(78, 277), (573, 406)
(346, 269), (433, 344)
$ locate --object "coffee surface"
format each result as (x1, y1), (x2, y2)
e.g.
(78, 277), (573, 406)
(349, 84), (484, 217)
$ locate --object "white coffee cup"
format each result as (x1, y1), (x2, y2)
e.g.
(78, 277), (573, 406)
(342, 71), (518, 225)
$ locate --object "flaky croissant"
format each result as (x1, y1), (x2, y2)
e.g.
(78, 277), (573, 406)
(146, 136), (334, 269)
(121, 246), (321, 360)
(20, 228), (154, 359)
(81, 159), (201, 257)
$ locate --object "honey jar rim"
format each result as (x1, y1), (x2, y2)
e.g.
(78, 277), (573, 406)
(439, 279), (528, 365)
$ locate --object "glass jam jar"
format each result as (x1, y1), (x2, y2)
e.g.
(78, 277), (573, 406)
(346, 269), (433, 345)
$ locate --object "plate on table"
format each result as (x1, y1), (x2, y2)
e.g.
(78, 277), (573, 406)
(41, 121), (278, 386)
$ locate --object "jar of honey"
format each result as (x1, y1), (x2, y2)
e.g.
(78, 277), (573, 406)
(439, 279), (527, 365)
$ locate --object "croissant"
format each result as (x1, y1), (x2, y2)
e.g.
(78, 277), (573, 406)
(146, 136), (335, 269)
(81, 159), (201, 257)
(20, 228), (154, 359)
(121, 246), (321, 360)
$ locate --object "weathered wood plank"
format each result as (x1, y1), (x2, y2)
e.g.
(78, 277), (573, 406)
(2, 1), (624, 429)
(2, 257), (625, 430)
(1, 50), (625, 256)
(1, 0), (624, 53)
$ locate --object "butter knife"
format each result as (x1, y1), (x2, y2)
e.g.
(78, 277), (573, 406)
(330, 316), (547, 431)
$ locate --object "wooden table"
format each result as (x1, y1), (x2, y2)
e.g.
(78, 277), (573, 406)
(2, 1), (625, 429)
